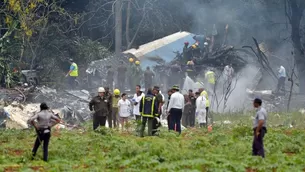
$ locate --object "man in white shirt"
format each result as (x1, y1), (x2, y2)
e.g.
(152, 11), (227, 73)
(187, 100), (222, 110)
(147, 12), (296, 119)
(196, 93), (207, 128)
(167, 85), (185, 134)
(133, 85), (145, 132)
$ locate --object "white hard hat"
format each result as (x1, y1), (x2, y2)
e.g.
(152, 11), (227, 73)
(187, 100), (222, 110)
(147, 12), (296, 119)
(98, 87), (105, 93)
(204, 42), (209, 46)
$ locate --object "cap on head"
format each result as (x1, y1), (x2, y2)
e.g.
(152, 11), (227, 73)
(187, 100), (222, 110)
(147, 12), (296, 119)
(135, 60), (140, 65)
(184, 42), (189, 45)
(171, 85), (179, 91)
(69, 59), (74, 62)
(129, 58), (134, 63)
(98, 87), (105, 93)
(153, 86), (160, 91)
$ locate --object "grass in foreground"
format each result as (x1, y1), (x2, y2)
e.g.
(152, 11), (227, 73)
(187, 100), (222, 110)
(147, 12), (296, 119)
(0, 113), (305, 172)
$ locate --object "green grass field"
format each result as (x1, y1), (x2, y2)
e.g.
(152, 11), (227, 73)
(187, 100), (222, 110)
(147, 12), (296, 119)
(0, 112), (305, 172)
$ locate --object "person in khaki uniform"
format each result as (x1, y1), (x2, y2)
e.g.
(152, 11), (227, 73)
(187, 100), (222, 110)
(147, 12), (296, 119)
(112, 89), (121, 128)
(89, 87), (111, 130)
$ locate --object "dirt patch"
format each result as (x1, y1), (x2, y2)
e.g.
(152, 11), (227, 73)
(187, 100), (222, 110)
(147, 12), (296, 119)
(73, 164), (89, 169)
(7, 148), (24, 156)
(4, 166), (20, 172)
(30, 166), (45, 171)
(246, 168), (257, 172)
(284, 130), (292, 136)
(52, 131), (61, 137)
(285, 152), (295, 156)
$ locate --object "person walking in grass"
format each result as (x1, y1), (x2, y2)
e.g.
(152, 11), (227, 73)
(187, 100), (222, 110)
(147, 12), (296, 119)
(252, 98), (267, 158)
(118, 93), (131, 131)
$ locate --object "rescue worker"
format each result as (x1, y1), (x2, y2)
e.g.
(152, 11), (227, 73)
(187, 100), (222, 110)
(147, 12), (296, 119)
(133, 85), (145, 132)
(186, 60), (196, 81)
(117, 61), (127, 92)
(276, 65), (286, 93)
(112, 89), (121, 128)
(139, 88), (158, 137)
(65, 59), (78, 89)
(205, 69), (216, 93)
(223, 64), (234, 84)
(29, 103), (60, 161)
(252, 98), (267, 158)
(167, 85), (184, 134)
(106, 66), (114, 90)
(170, 63), (183, 88)
(199, 88), (211, 126)
(166, 89), (173, 130)
(196, 92), (207, 127)
(193, 35), (205, 51)
(144, 66), (155, 91)
(89, 87), (111, 130)
(105, 87), (113, 128)
(183, 42), (190, 63)
(152, 86), (164, 135)
(188, 89), (196, 127)
(182, 95), (192, 127)
(132, 60), (142, 89)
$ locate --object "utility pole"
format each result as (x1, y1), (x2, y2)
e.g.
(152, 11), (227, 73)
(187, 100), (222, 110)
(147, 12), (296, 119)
(115, 0), (122, 56)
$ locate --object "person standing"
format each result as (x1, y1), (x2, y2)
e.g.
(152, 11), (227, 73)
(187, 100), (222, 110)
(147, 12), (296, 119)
(276, 65), (286, 93)
(196, 93), (207, 128)
(200, 88), (211, 126)
(65, 59), (78, 89)
(166, 89), (173, 130)
(144, 67), (155, 91)
(118, 93), (131, 131)
(182, 95), (192, 127)
(133, 85), (145, 132)
(117, 61), (127, 92)
(205, 69), (216, 93)
(89, 87), (111, 130)
(104, 87), (113, 128)
(252, 98), (267, 158)
(106, 66), (114, 90)
(152, 86), (164, 135)
(139, 88), (158, 137)
(223, 64), (234, 85)
(167, 85), (184, 134)
(112, 89), (121, 128)
(188, 89), (196, 127)
(29, 103), (60, 161)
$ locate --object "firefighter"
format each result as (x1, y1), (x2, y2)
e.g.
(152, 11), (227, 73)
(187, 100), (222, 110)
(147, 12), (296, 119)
(139, 88), (158, 137)
(89, 87), (112, 130)
(205, 69), (216, 93)
(186, 60), (196, 81)
(152, 86), (164, 135)
(65, 59), (78, 89)
(117, 61), (127, 92)
(112, 89), (121, 128)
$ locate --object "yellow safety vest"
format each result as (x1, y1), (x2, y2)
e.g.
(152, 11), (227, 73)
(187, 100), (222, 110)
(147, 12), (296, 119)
(141, 96), (156, 118)
(200, 90), (210, 107)
(70, 62), (78, 77)
(205, 71), (215, 84)
(112, 96), (120, 108)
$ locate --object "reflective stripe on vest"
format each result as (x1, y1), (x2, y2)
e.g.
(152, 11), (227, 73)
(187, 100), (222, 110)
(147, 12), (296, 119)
(200, 91), (210, 107)
(70, 63), (78, 77)
(141, 96), (155, 117)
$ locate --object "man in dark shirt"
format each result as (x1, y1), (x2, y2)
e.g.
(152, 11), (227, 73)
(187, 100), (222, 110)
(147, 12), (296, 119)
(105, 87), (113, 128)
(166, 89), (173, 130)
(144, 67), (155, 91)
(188, 89), (196, 127)
(89, 87), (112, 130)
(117, 61), (127, 92)
(152, 86), (164, 135)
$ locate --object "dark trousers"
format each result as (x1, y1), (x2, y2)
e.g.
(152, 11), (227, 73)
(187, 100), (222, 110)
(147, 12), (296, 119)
(169, 108), (183, 133)
(135, 115), (142, 132)
(68, 76), (77, 89)
(111, 108), (119, 128)
(276, 77), (286, 92)
(93, 115), (107, 130)
(140, 117), (154, 137)
(167, 115), (171, 130)
(145, 82), (152, 91)
(152, 116), (160, 135)
(252, 127), (266, 158)
(206, 107), (209, 126)
(32, 130), (51, 161)
(118, 77), (125, 92)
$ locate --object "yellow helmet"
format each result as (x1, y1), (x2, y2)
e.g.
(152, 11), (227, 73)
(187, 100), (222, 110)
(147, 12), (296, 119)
(191, 44), (197, 49)
(135, 60), (140, 65)
(129, 58), (134, 63)
(113, 89), (120, 96)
